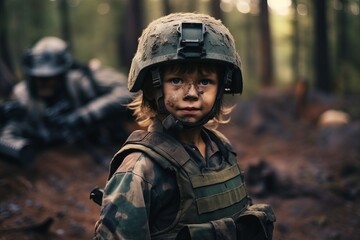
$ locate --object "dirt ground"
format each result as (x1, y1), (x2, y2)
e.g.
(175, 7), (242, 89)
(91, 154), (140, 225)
(0, 88), (359, 240)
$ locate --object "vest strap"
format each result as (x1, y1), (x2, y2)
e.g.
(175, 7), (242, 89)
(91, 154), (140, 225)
(196, 183), (248, 214)
(190, 164), (240, 188)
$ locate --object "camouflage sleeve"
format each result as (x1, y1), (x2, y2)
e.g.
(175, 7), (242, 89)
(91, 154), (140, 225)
(94, 152), (156, 240)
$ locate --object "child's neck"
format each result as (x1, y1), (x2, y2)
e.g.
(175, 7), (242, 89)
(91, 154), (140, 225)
(177, 127), (206, 158)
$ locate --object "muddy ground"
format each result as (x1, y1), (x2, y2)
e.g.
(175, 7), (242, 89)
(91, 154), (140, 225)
(0, 88), (359, 240)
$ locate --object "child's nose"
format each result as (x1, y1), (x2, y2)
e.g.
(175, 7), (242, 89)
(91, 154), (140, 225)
(183, 83), (201, 99)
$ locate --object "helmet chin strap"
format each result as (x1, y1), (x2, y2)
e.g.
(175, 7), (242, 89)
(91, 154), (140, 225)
(151, 68), (230, 131)
(161, 109), (215, 131)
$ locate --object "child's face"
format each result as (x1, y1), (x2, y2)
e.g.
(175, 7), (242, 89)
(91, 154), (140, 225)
(162, 67), (219, 125)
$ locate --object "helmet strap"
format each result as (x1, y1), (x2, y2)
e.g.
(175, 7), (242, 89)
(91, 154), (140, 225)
(151, 68), (182, 130)
(151, 69), (167, 114)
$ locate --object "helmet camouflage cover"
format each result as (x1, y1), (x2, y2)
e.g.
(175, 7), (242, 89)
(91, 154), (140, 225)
(22, 36), (73, 77)
(128, 12), (243, 94)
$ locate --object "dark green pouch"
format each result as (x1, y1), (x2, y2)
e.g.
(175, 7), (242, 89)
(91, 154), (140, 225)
(236, 204), (276, 240)
(176, 218), (237, 240)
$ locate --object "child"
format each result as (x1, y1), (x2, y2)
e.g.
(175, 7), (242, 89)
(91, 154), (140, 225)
(94, 12), (275, 240)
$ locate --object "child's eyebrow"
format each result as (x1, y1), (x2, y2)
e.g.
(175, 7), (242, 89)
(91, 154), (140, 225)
(199, 71), (217, 77)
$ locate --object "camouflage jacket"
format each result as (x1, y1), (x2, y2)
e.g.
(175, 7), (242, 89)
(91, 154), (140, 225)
(0, 65), (133, 164)
(0, 65), (132, 142)
(94, 119), (251, 240)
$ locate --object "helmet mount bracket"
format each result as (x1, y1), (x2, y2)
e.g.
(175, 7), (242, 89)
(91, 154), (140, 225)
(177, 22), (207, 58)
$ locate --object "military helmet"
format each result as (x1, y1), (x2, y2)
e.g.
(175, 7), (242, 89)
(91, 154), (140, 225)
(22, 37), (73, 77)
(128, 12), (243, 94)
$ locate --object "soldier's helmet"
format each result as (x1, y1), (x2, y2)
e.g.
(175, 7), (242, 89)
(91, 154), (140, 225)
(22, 37), (73, 78)
(128, 12), (243, 94)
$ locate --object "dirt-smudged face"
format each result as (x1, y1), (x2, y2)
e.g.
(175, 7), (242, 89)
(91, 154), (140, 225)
(162, 67), (219, 124)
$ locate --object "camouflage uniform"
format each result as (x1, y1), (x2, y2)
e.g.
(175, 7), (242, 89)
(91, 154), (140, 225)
(11, 64), (131, 125)
(94, 12), (276, 240)
(94, 119), (275, 240)
(0, 65), (133, 164)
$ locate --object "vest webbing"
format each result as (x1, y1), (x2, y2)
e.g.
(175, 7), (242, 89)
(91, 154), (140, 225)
(109, 129), (250, 239)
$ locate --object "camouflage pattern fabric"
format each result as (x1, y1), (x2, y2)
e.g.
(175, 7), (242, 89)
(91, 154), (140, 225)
(94, 119), (250, 239)
(0, 65), (132, 164)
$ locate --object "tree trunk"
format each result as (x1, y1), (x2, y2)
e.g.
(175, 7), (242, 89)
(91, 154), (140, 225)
(162, 0), (171, 15)
(244, 14), (256, 82)
(0, 0), (14, 72)
(259, 0), (274, 87)
(119, 0), (144, 70)
(292, 0), (301, 82)
(210, 0), (223, 21)
(313, 0), (332, 92)
(58, 0), (72, 49)
(188, 0), (197, 12)
(0, 59), (16, 99)
(336, 0), (349, 94)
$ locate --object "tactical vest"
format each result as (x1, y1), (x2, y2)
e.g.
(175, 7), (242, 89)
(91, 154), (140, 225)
(109, 129), (251, 239)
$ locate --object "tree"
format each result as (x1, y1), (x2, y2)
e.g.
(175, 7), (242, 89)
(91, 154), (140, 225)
(0, 59), (15, 99)
(119, 0), (144, 70)
(188, 0), (198, 12)
(292, 0), (301, 82)
(244, 12), (257, 82)
(259, 0), (274, 87)
(336, 0), (350, 94)
(0, 0), (16, 98)
(210, 0), (223, 21)
(58, 0), (72, 49)
(0, 0), (13, 72)
(162, 0), (172, 15)
(313, 0), (332, 92)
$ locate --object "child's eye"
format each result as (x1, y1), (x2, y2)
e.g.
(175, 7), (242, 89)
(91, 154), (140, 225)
(171, 78), (183, 85)
(199, 79), (211, 86)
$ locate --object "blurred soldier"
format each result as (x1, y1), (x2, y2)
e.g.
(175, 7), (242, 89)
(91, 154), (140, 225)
(0, 36), (134, 166)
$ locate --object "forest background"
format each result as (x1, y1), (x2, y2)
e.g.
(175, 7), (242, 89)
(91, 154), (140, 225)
(1, 0), (359, 99)
(1, 1), (360, 239)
